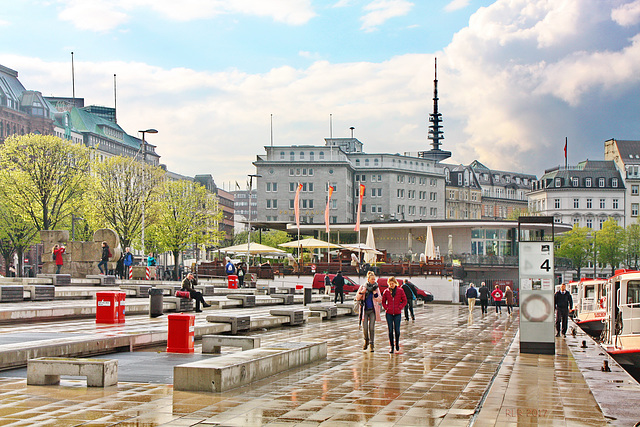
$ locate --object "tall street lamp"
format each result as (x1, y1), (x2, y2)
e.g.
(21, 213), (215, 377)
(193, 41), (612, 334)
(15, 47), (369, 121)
(247, 173), (262, 274)
(139, 128), (158, 257)
(588, 230), (597, 278)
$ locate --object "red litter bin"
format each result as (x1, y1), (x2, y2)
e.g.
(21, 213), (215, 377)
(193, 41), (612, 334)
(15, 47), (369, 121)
(228, 274), (238, 289)
(96, 291), (118, 324)
(166, 313), (195, 353)
(116, 291), (126, 323)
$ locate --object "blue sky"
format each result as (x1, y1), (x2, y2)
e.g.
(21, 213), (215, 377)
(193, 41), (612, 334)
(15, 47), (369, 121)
(2, 0), (640, 187)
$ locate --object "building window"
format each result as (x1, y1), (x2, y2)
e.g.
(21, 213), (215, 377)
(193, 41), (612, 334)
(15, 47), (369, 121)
(572, 177), (578, 187)
(586, 218), (593, 228)
(613, 199), (619, 209)
(599, 178), (605, 187)
(633, 185), (639, 195)
(633, 204), (639, 217)
(280, 151), (285, 160)
(599, 218), (605, 229)
(554, 199), (560, 209)
(586, 178), (592, 187)
(574, 198), (579, 209)
(290, 151), (295, 161)
(555, 178), (561, 187)
(300, 152), (305, 160)
(573, 217), (580, 226)
(586, 198), (592, 209)
(289, 169), (294, 176)
(365, 159), (370, 166)
(289, 200), (295, 209)
(599, 199), (605, 209)
(554, 216), (561, 223)
(310, 151), (314, 161)
(319, 151), (324, 160)
(612, 178), (618, 187)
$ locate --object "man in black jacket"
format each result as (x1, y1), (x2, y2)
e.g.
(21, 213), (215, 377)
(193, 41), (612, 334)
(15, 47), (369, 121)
(478, 282), (490, 314)
(554, 283), (573, 337)
(332, 271), (345, 304)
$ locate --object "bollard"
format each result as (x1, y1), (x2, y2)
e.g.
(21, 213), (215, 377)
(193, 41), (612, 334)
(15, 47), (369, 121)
(128, 266), (133, 280)
(304, 287), (312, 306)
(145, 267), (150, 280)
(167, 313), (195, 353)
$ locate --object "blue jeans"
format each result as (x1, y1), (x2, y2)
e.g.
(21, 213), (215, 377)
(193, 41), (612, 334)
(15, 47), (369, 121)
(386, 313), (402, 349)
(98, 260), (108, 274)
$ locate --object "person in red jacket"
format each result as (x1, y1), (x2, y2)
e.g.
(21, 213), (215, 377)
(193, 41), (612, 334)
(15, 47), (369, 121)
(382, 276), (407, 354)
(491, 285), (504, 314)
(52, 244), (65, 274)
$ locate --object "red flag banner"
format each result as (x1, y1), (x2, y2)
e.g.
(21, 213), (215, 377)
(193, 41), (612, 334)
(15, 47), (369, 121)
(355, 184), (365, 232)
(294, 183), (303, 230)
(325, 185), (334, 233)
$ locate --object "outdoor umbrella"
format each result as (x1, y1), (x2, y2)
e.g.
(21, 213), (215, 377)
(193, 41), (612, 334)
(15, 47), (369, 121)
(364, 227), (377, 264)
(218, 243), (286, 254)
(341, 243), (383, 254)
(425, 226), (436, 260)
(279, 238), (342, 249)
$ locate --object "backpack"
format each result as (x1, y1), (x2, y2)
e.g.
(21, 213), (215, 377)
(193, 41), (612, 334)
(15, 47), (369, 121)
(108, 249), (112, 258)
(52, 252), (56, 261)
(225, 262), (235, 274)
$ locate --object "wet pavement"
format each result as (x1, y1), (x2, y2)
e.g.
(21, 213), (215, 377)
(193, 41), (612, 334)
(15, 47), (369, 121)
(0, 304), (632, 426)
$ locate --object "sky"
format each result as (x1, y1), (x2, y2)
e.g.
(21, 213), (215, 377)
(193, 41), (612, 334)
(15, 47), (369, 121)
(2, 0), (640, 189)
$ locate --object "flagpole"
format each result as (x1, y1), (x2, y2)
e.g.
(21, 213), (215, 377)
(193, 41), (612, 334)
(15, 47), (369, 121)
(565, 137), (568, 168)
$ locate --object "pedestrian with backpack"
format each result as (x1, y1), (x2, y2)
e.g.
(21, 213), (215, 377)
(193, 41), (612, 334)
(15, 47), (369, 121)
(98, 241), (110, 275)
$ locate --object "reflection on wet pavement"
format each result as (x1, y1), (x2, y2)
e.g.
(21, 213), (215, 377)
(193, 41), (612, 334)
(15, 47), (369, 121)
(0, 305), (608, 426)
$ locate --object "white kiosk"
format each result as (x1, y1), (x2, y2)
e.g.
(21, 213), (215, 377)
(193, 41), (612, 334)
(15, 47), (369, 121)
(519, 217), (555, 355)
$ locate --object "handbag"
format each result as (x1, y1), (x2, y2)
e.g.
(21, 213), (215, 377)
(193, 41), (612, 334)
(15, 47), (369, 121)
(352, 297), (361, 313)
(175, 290), (190, 299)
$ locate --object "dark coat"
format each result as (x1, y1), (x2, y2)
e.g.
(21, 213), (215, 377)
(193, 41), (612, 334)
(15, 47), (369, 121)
(101, 245), (110, 262)
(554, 290), (573, 311)
(403, 284), (416, 301)
(505, 289), (514, 306)
(478, 285), (490, 301)
(332, 274), (345, 291)
(466, 286), (478, 299)
(181, 276), (198, 292)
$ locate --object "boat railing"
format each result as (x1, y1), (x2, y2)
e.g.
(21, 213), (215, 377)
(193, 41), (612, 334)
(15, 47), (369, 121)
(618, 301), (640, 335)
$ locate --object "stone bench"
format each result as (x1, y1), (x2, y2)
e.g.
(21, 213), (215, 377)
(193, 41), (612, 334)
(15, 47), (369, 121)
(119, 284), (152, 298)
(0, 285), (24, 302)
(226, 294), (256, 308)
(174, 341), (326, 392)
(206, 314), (251, 334)
(23, 284), (55, 301)
(86, 275), (116, 286)
(195, 284), (216, 296)
(202, 335), (261, 354)
(269, 287), (295, 295)
(155, 284), (182, 296)
(37, 274), (72, 286)
(270, 308), (305, 325)
(164, 296), (194, 312)
(336, 302), (358, 315)
(27, 357), (118, 387)
(308, 305), (338, 319)
(273, 294), (294, 305)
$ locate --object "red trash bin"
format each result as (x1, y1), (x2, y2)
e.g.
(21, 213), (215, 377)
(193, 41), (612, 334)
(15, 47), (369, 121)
(166, 313), (195, 353)
(96, 292), (118, 324)
(116, 291), (126, 323)
(227, 274), (238, 289)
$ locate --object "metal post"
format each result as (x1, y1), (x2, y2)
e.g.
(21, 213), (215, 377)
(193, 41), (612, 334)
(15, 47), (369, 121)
(138, 129), (158, 257)
(247, 174), (262, 275)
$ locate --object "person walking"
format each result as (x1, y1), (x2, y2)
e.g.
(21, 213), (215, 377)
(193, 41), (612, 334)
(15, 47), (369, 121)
(466, 283), (478, 313)
(52, 244), (65, 274)
(237, 262), (246, 287)
(505, 286), (514, 315)
(123, 247), (134, 279)
(181, 272), (211, 313)
(355, 271), (382, 352)
(332, 271), (345, 304)
(98, 241), (110, 275)
(324, 273), (332, 295)
(382, 276), (407, 354)
(225, 257), (236, 276)
(402, 280), (416, 321)
(491, 285), (504, 314)
(116, 252), (125, 279)
(478, 282), (490, 314)
(554, 283), (573, 337)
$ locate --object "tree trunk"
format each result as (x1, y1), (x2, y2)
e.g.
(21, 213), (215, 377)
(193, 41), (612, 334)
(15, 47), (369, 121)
(16, 248), (24, 278)
(173, 250), (181, 281)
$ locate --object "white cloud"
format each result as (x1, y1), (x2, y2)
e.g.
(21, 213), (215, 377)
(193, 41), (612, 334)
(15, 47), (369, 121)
(0, 19), (10, 27)
(332, 0), (354, 8)
(612, 0), (640, 26)
(444, 0), (471, 12)
(360, 0), (413, 32)
(56, 0), (316, 32)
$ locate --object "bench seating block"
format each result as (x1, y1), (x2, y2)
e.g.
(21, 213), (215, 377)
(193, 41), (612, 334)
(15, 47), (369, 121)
(205, 314), (250, 334)
(27, 357), (117, 387)
(23, 284), (55, 301)
(226, 294), (256, 308)
(0, 285), (24, 302)
(270, 308), (305, 325)
(202, 335), (260, 354)
(174, 341), (326, 392)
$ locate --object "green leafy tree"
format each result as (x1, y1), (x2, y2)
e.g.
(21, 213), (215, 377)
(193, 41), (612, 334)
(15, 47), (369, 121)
(152, 179), (223, 280)
(624, 223), (640, 270)
(597, 219), (625, 276)
(0, 199), (38, 277)
(555, 226), (591, 278)
(0, 134), (90, 231)
(507, 208), (536, 220)
(85, 156), (165, 249)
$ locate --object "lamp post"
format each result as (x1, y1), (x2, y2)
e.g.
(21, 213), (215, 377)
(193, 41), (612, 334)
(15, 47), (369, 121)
(588, 231), (597, 278)
(139, 129), (158, 257)
(247, 173), (262, 274)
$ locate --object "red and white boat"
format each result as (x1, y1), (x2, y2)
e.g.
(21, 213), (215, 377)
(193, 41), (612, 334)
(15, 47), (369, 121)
(572, 278), (608, 338)
(601, 270), (640, 380)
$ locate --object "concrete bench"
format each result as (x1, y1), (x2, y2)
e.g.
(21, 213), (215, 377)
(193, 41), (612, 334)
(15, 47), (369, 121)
(0, 285), (24, 302)
(86, 275), (116, 286)
(37, 274), (72, 286)
(119, 284), (152, 297)
(155, 284), (182, 296)
(206, 314), (251, 334)
(309, 305), (338, 319)
(164, 296), (194, 312)
(336, 302), (358, 315)
(174, 341), (326, 392)
(272, 294), (294, 305)
(202, 335), (261, 354)
(23, 284), (55, 301)
(270, 308), (305, 325)
(195, 284), (216, 296)
(27, 357), (118, 387)
(269, 287), (295, 295)
(226, 294), (256, 308)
